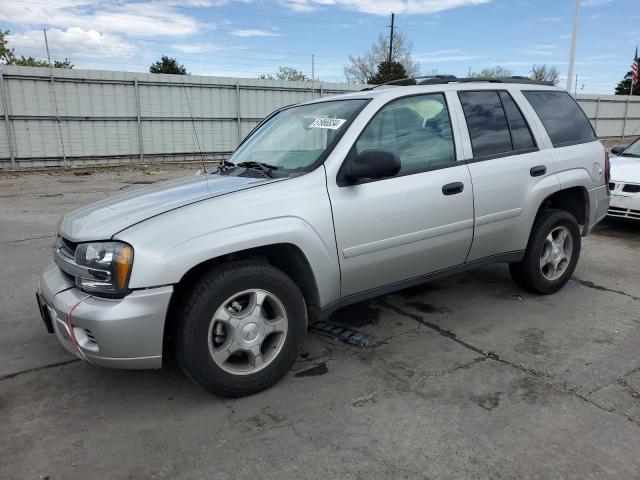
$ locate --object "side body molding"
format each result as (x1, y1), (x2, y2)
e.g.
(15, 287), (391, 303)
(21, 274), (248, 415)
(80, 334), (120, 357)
(114, 168), (341, 307)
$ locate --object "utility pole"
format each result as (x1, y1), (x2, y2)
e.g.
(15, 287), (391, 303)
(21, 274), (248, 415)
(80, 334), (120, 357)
(566, 0), (580, 93)
(388, 12), (395, 63)
(311, 54), (315, 97)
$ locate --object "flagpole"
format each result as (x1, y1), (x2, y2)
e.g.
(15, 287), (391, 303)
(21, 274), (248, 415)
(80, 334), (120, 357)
(566, 0), (580, 93)
(632, 46), (638, 97)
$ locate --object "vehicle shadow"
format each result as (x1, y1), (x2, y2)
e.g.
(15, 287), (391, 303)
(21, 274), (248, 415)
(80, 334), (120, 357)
(593, 217), (640, 241)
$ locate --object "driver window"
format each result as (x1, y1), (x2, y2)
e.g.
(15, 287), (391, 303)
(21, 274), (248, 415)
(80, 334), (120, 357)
(356, 93), (456, 175)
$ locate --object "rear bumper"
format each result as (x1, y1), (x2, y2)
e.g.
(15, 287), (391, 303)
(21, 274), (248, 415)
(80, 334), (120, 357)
(585, 184), (610, 234)
(37, 263), (172, 369)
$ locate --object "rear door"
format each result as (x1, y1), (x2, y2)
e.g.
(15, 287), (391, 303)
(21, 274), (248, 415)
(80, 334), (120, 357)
(455, 89), (560, 261)
(326, 93), (474, 297)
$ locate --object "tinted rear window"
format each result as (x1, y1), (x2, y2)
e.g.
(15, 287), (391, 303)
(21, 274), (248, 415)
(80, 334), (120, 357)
(459, 91), (512, 157)
(523, 91), (596, 147)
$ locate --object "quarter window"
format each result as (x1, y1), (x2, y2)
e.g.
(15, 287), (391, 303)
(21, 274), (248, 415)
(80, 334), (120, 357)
(355, 93), (456, 175)
(522, 91), (596, 147)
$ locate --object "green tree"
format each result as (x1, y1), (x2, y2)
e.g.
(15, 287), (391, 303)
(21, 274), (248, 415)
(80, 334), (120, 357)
(344, 31), (419, 83)
(470, 65), (513, 79)
(258, 66), (310, 81)
(614, 71), (640, 96)
(0, 30), (73, 68)
(367, 60), (412, 85)
(149, 56), (188, 75)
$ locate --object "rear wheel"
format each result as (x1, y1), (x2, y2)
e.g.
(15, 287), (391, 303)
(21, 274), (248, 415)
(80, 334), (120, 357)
(175, 262), (307, 397)
(509, 209), (581, 294)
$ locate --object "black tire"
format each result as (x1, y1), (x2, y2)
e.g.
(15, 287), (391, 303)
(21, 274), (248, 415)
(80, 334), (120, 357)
(175, 261), (307, 397)
(509, 209), (581, 295)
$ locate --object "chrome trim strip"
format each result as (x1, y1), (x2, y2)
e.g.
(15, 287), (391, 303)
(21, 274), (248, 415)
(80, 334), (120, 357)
(474, 207), (523, 227)
(342, 218), (474, 259)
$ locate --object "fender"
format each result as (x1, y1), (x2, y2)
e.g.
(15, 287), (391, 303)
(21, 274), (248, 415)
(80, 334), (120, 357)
(114, 168), (341, 306)
(555, 167), (597, 190)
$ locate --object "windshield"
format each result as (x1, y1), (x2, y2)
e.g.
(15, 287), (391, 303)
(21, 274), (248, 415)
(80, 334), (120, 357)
(228, 99), (368, 172)
(621, 139), (640, 157)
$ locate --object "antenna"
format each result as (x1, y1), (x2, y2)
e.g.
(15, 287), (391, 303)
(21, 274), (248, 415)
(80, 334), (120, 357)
(43, 28), (67, 168)
(181, 79), (207, 174)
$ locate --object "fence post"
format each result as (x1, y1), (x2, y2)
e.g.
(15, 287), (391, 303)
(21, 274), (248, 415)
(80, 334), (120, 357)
(0, 67), (15, 169)
(134, 77), (144, 163)
(622, 96), (630, 139)
(320, 84), (324, 97)
(593, 98), (600, 137)
(235, 81), (242, 145)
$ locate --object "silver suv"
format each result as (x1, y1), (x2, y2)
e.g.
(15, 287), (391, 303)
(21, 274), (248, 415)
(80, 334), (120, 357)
(36, 77), (610, 396)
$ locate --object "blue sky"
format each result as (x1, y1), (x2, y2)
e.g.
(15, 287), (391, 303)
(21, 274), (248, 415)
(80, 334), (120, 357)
(1, 0), (638, 93)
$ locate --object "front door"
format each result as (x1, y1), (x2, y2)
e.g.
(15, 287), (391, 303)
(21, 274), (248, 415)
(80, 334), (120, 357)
(326, 93), (475, 297)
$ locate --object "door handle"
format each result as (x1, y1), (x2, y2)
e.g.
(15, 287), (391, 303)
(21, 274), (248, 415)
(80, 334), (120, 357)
(442, 182), (464, 195)
(530, 165), (547, 177)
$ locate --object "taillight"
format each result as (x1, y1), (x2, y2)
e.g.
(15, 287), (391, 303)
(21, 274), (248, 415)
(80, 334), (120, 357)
(604, 151), (611, 185)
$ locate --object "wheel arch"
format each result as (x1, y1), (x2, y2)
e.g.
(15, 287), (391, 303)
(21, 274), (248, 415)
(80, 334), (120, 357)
(534, 186), (589, 231)
(163, 243), (321, 358)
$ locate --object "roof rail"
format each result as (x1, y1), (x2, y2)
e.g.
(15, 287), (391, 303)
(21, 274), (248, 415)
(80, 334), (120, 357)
(361, 75), (554, 91)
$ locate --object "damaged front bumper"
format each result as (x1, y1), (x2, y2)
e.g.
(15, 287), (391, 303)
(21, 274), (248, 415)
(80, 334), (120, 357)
(37, 263), (173, 369)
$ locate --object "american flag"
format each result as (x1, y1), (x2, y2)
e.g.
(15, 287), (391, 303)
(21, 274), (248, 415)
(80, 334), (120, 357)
(633, 47), (639, 87)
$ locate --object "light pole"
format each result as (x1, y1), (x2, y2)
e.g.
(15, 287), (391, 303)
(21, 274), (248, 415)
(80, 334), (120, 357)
(566, 0), (580, 93)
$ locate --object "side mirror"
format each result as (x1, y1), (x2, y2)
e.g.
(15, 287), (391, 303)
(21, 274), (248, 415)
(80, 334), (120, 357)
(611, 146), (625, 156)
(344, 149), (401, 182)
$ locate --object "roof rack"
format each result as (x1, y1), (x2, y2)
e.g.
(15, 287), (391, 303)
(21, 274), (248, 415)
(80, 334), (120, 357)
(361, 75), (554, 91)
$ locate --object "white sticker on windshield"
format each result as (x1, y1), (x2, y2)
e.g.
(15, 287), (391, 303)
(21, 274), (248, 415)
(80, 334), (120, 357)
(308, 117), (347, 130)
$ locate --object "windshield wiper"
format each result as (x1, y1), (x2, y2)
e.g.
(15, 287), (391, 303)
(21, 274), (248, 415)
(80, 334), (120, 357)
(620, 153), (640, 158)
(216, 158), (236, 174)
(236, 161), (279, 178)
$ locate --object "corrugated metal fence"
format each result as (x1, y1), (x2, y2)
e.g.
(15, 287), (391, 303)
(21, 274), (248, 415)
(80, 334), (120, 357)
(0, 66), (359, 168)
(1, 65), (639, 168)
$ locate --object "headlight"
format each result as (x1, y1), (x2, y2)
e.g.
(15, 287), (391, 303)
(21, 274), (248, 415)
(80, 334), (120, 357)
(74, 242), (133, 297)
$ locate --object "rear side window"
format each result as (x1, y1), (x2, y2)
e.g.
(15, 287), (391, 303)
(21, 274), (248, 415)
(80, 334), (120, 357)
(522, 91), (596, 147)
(459, 91), (512, 157)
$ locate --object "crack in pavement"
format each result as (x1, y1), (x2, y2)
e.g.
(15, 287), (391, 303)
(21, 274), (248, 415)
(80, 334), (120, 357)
(2, 234), (54, 244)
(0, 359), (80, 381)
(589, 366), (640, 395)
(573, 276), (640, 302)
(379, 299), (640, 427)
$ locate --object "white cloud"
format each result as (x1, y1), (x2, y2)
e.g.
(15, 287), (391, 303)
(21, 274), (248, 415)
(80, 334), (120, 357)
(171, 43), (221, 54)
(537, 17), (562, 22)
(581, 0), (613, 6)
(414, 49), (479, 62)
(522, 44), (558, 56)
(229, 29), (282, 37)
(0, 0), (210, 38)
(279, 0), (492, 16)
(8, 27), (135, 59)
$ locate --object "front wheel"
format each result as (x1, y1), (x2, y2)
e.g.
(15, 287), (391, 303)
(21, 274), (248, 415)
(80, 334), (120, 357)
(509, 209), (581, 294)
(175, 262), (307, 397)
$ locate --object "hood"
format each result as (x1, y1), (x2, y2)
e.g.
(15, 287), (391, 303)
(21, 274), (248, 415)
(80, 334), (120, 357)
(610, 156), (640, 185)
(58, 173), (274, 241)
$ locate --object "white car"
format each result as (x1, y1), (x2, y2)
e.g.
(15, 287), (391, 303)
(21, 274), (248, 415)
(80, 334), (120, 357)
(609, 139), (640, 220)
